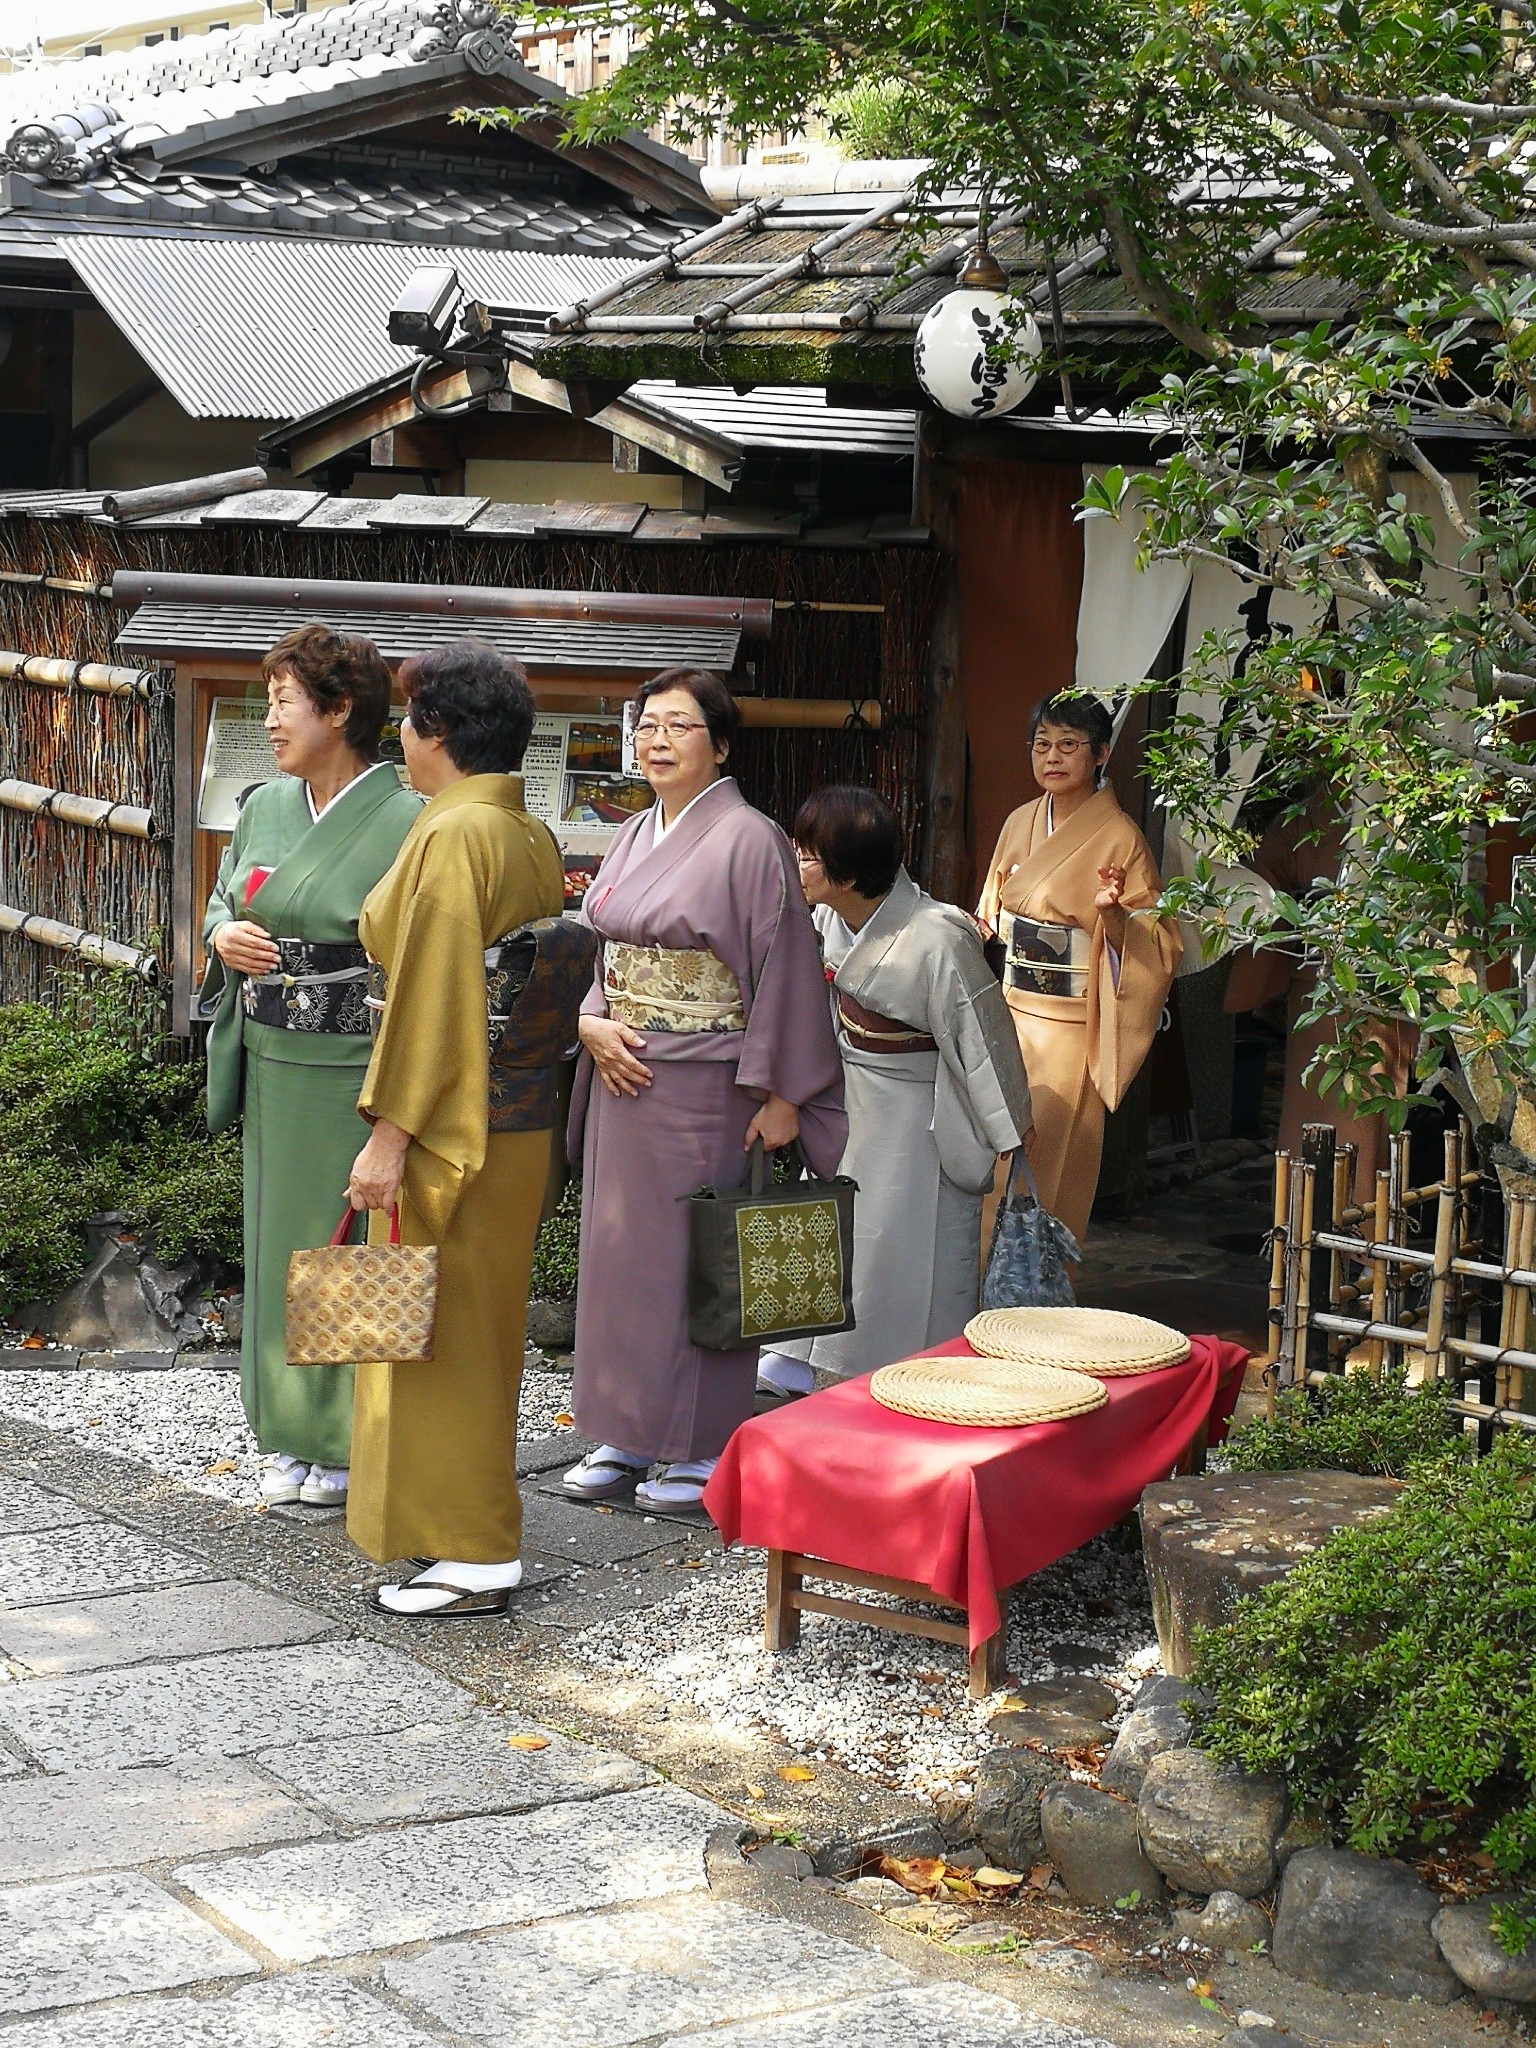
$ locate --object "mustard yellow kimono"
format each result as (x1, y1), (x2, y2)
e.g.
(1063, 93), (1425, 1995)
(978, 787), (1180, 1242)
(346, 774), (564, 1565)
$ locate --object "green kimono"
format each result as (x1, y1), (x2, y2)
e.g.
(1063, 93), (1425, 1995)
(202, 766), (422, 1467)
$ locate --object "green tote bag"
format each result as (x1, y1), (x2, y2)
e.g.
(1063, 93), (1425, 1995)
(686, 1139), (858, 1351)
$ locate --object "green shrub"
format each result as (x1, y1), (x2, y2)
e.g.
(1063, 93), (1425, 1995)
(823, 78), (943, 160)
(1193, 1432), (1536, 1953)
(1223, 1367), (1465, 1480)
(532, 1175), (581, 1301)
(0, 985), (241, 1317)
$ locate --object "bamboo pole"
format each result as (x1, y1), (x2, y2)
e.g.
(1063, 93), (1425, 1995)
(0, 652), (156, 700)
(1264, 1150), (1291, 1389)
(1293, 1159), (1317, 1396)
(1330, 1143), (1355, 1367)
(1367, 1170), (1391, 1376)
(737, 698), (882, 730)
(0, 904), (158, 981)
(0, 780), (154, 839)
(1421, 1128), (1462, 1383)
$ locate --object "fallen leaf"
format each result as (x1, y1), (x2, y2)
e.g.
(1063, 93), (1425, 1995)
(941, 1872), (980, 1901)
(919, 1705), (945, 1718)
(21, 1333), (44, 1348)
(507, 1734), (550, 1752)
(680, 1558), (706, 1569)
(87, 1417), (103, 1427)
(778, 1764), (816, 1782)
(746, 1784), (767, 1801)
(878, 1854), (948, 1896)
(1192, 1981), (1213, 1999)
(204, 1459), (237, 1475)
(553, 1412), (575, 1426)
(1468, 1851), (1497, 1871)
(974, 1866), (1025, 1890)
(1026, 1862), (1055, 1891)
(592, 1503), (615, 1515)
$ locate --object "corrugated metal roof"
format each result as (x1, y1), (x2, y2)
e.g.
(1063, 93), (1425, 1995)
(117, 603), (741, 675)
(59, 234), (641, 419)
(622, 383), (916, 457)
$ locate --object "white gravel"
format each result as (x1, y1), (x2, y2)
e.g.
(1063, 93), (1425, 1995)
(565, 1531), (1162, 1804)
(0, 1354), (577, 1504)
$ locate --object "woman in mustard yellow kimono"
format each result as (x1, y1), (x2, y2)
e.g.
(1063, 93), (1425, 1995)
(343, 641), (566, 1618)
(977, 692), (1180, 1243)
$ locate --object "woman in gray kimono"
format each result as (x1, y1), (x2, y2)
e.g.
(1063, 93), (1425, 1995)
(758, 787), (1033, 1396)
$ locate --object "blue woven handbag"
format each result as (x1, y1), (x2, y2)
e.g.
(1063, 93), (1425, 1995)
(980, 1152), (1082, 1311)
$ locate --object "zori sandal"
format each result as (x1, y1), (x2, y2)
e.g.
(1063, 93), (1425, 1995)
(562, 1447), (649, 1500)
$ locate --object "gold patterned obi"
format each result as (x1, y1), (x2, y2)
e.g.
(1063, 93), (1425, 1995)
(603, 942), (745, 1034)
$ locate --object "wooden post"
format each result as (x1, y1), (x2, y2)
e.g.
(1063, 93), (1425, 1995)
(1264, 1151), (1291, 1398)
(1329, 1142), (1355, 1366)
(968, 1598), (1010, 1700)
(1422, 1127), (1461, 1386)
(1293, 1158), (1317, 1393)
(764, 1550), (802, 1651)
(1368, 1170), (1391, 1378)
(1300, 1124), (1336, 1383)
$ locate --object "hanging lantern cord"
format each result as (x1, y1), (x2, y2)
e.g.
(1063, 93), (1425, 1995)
(1046, 252), (1095, 425)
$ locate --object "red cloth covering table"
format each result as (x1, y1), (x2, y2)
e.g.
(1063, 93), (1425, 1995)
(703, 1333), (1248, 1697)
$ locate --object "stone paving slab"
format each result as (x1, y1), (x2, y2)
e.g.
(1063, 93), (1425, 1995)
(0, 1759), (329, 1883)
(385, 1894), (912, 2046)
(257, 1712), (651, 1825)
(658, 1983), (1124, 2048)
(523, 1485), (706, 1565)
(0, 1869), (259, 2018)
(0, 1639), (474, 1772)
(176, 1783), (716, 1963)
(0, 1350), (82, 1372)
(0, 1523), (210, 1609)
(0, 1474), (94, 1537)
(0, 1971), (441, 2047)
(0, 1580), (336, 1675)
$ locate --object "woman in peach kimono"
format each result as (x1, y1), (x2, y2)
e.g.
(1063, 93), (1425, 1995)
(977, 693), (1180, 1243)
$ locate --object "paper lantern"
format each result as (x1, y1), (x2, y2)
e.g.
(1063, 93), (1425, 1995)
(914, 244), (1042, 420)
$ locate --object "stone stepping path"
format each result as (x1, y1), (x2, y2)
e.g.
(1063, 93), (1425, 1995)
(0, 1456), (1129, 2046)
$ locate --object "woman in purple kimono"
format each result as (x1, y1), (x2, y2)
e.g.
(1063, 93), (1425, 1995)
(564, 668), (845, 1512)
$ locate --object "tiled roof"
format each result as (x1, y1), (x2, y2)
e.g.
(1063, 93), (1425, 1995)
(4, 151), (677, 256)
(0, 0), (703, 217)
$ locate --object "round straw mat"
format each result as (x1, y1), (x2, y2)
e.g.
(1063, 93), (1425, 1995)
(870, 1354), (1108, 1428)
(964, 1306), (1191, 1376)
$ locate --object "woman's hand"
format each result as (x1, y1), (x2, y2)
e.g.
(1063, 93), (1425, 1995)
(579, 1013), (653, 1098)
(1094, 863), (1127, 914)
(212, 919), (280, 976)
(745, 1093), (800, 1152)
(347, 1117), (412, 1214)
(971, 912), (995, 944)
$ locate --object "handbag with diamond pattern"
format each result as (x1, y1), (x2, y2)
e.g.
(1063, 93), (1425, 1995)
(286, 1206), (439, 1366)
(686, 1139), (857, 1351)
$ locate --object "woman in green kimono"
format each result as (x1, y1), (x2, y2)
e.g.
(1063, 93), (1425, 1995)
(202, 622), (420, 1509)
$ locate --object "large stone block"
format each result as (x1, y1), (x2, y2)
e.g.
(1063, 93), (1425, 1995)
(1433, 1895), (1536, 2005)
(386, 1895), (910, 2046)
(0, 1579), (334, 1675)
(1137, 1748), (1288, 1897)
(968, 1745), (1067, 1872)
(1040, 1782), (1166, 1910)
(1272, 1847), (1462, 2004)
(0, 1476), (90, 1539)
(0, 1523), (208, 1610)
(0, 1869), (258, 2017)
(1172, 1889), (1271, 1954)
(0, 1973), (440, 2048)
(651, 1982), (1094, 2048)
(1139, 1470), (1400, 1676)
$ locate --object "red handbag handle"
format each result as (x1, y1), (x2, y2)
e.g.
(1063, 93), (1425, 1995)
(329, 1205), (401, 1247)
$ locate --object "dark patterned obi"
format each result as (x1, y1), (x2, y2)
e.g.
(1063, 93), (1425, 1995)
(242, 939), (370, 1036)
(367, 915), (599, 1135)
(998, 910), (1092, 1000)
(835, 989), (938, 1057)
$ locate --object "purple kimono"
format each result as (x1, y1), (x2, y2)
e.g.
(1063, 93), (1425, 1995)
(568, 777), (846, 1462)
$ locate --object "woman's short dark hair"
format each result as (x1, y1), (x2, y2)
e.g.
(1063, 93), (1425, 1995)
(261, 620), (392, 761)
(794, 785), (904, 899)
(634, 666), (740, 753)
(1029, 690), (1114, 752)
(398, 639), (536, 774)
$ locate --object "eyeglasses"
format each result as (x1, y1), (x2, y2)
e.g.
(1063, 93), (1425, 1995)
(795, 851), (824, 869)
(1032, 736), (1088, 756)
(633, 717), (708, 742)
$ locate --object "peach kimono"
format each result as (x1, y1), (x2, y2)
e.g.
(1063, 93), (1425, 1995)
(978, 787), (1181, 1242)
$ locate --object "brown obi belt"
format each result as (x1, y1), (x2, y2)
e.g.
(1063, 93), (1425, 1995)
(836, 989), (937, 1056)
(368, 916), (598, 1135)
(998, 911), (1091, 1000)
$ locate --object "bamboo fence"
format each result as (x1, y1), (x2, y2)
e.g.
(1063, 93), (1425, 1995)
(0, 509), (943, 1015)
(1264, 1118), (1534, 1447)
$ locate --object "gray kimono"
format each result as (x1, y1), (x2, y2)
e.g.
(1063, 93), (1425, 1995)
(786, 867), (1033, 1377)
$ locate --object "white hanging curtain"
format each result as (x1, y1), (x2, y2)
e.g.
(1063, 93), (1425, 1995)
(1074, 467), (1192, 719)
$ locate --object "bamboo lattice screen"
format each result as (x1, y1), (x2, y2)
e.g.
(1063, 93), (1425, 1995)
(0, 513), (943, 1015)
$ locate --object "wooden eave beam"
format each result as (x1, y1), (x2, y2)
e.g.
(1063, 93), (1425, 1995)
(589, 395), (743, 491)
(286, 362), (501, 475)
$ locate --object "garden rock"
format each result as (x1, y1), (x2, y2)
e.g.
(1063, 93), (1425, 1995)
(844, 1876), (911, 1908)
(525, 1298), (576, 1353)
(33, 1216), (182, 1353)
(1273, 1804), (1330, 1869)
(1138, 1749), (1288, 1897)
(1272, 1847), (1462, 2004)
(808, 1819), (947, 1879)
(969, 1745), (1068, 1872)
(749, 1844), (814, 1880)
(1040, 1782), (1166, 1910)
(1139, 1470), (1401, 1676)
(1433, 1894), (1536, 2004)
(988, 1677), (1116, 1749)
(1100, 1700), (1192, 1797)
(886, 1900), (970, 1937)
(1172, 1890), (1270, 1953)
(1021, 1945), (1104, 1982)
